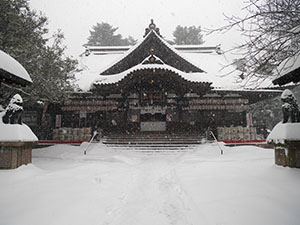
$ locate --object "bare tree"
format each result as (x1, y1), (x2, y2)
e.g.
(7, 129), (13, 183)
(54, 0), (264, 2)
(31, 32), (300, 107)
(213, 0), (300, 85)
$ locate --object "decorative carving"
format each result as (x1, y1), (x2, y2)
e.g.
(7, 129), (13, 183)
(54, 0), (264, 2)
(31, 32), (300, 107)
(281, 89), (300, 123)
(142, 55), (164, 65)
(2, 94), (23, 125)
(144, 19), (161, 37)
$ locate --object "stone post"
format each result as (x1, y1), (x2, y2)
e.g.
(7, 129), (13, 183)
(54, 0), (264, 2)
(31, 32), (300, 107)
(267, 122), (300, 168)
(0, 142), (34, 169)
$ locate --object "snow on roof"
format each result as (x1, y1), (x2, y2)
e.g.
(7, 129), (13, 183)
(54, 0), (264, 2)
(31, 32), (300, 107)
(76, 38), (275, 91)
(267, 122), (300, 144)
(93, 63), (210, 86)
(97, 31), (153, 75)
(87, 46), (131, 50)
(76, 53), (121, 91)
(0, 50), (32, 84)
(98, 30), (204, 75)
(82, 46), (131, 56)
(85, 45), (220, 54)
(182, 52), (275, 90)
(151, 30), (204, 73)
(0, 112), (38, 142)
(273, 25), (300, 80)
(275, 52), (300, 78)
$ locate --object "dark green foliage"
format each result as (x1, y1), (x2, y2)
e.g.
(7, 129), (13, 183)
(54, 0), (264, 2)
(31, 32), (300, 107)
(173, 25), (204, 45)
(0, 0), (78, 105)
(87, 22), (137, 46)
(249, 95), (282, 131)
(249, 85), (300, 131)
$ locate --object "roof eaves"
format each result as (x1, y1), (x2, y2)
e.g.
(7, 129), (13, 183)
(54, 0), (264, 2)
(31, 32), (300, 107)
(93, 63), (209, 87)
(0, 69), (32, 87)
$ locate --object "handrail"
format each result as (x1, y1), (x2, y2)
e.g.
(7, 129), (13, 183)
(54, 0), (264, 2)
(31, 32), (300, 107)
(84, 131), (98, 155)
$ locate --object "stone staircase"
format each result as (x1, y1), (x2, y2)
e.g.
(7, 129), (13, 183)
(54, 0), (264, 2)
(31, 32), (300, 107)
(102, 133), (205, 152)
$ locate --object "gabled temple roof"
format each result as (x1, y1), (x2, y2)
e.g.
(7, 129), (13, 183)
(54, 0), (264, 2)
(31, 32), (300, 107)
(100, 29), (204, 75)
(76, 21), (276, 91)
(76, 47), (275, 91)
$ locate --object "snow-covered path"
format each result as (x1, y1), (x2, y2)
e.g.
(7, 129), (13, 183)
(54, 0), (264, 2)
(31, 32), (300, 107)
(101, 153), (204, 225)
(1, 143), (300, 225)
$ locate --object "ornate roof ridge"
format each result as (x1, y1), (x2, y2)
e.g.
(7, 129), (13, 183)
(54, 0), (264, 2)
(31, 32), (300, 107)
(99, 21), (204, 75)
(141, 54), (164, 65)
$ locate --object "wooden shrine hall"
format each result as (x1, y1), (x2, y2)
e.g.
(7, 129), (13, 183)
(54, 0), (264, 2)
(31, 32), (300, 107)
(38, 20), (282, 142)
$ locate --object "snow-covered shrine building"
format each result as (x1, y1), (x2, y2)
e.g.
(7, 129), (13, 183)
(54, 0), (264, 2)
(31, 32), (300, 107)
(44, 21), (282, 141)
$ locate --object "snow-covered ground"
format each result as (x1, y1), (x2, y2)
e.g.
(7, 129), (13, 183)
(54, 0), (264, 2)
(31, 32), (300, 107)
(1, 143), (300, 225)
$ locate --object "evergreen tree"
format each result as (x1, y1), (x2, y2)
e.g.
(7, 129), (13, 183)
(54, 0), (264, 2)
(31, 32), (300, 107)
(0, 0), (78, 104)
(25, 31), (78, 103)
(87, 22), (136, 46)
(173, 25), (204, 45)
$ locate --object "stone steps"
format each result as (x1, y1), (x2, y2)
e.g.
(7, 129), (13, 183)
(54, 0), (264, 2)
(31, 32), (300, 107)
(102, 133), (204, 151)
(106, 144), (197, 153)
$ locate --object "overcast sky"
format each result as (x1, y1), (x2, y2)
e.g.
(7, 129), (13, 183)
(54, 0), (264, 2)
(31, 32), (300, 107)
(29, 0), (247, 59)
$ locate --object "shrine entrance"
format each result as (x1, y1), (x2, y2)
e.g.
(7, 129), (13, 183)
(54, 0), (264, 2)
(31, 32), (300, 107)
(136, 80), (166, 132)
(140, 105), (166, 131)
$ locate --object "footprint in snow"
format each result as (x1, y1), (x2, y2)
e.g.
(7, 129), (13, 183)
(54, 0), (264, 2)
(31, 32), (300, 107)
(94, 177), (102, 184)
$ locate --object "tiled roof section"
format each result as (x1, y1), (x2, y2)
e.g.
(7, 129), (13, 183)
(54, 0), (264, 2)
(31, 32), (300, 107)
(100, 30), (204, 75)
(93, 64), (211, 88)
(94, 63), (209, 86)
(92, 63), (212, 95)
